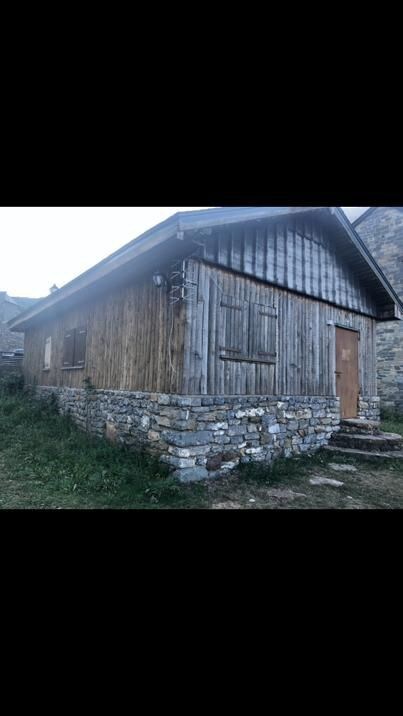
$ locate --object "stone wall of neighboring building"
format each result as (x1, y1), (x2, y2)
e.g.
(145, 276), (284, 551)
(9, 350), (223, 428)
(0, 323), (25, 352)
(32, 385), (375, 481)
(0, 293), (38, 353)
(355, 208), (403, 414)
(0, 297), (23, 352)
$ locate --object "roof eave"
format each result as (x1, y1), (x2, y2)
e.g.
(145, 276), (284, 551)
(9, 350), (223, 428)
(334, 208), (403, 313)
(8, 214), (182, 331)
(177, 206), (320, 231)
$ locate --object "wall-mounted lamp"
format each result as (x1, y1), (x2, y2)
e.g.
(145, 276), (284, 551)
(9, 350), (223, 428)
(152, 271), (170, 291)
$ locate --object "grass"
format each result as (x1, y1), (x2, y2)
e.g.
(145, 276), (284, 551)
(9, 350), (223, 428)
(0, 393), (207, 509)
(380, 414), (403, 437)
(223, 450), (403, 509)
(0, 392), (402, 509)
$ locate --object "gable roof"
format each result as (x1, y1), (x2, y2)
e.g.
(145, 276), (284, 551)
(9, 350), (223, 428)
(0, 292), (39, 310)
(11, 296), (40, 310)
(8, 206), (403, 331)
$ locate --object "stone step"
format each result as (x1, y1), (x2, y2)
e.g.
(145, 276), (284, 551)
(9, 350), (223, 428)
(331, 431), (403, 452)
(323, 445), (403, 462)
(340, 419), (381, 435)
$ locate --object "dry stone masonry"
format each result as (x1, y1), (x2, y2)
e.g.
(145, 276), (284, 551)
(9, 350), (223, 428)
(356, 208), (403, 414)
(31, 386), (348, 481)
(358, 396), (381, 422)
(33, 387), (380, 481)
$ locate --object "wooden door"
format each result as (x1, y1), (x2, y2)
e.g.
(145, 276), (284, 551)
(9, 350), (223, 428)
(336, 327), (359, 419)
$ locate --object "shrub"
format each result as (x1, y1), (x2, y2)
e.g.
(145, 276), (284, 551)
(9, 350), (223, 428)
(381, 407), (402, 422)
(0, 371), (24, 396)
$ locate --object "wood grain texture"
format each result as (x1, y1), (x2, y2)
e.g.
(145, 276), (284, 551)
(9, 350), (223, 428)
(200, 215), (379, 317)
(23, 255), (377, 398)
(23, 270), (185, 393)
(336, 327), (359, 419)
(182, 260), (377, 396)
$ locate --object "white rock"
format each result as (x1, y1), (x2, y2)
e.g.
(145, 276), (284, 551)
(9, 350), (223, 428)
(210, 422), (229, 431)
(328, 463), (357, 473)
(141, 415), (150, 429)
(221, 460), (239, 471)
(235, 408), (265, 419)
(309, 477), (344, 487)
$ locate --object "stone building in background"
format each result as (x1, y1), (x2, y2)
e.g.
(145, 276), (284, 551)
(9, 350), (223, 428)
(0, 292), (38, 352)
(354, 208), (403, 414)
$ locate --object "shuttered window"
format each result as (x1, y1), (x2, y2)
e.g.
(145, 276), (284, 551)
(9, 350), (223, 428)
(63, 331), (75, 367)
(219, 295), (248, 359)
(44, 336), (52, 370)
(75, 327), (87, 366)
(249, 303), (277, 363)
(62, 327), (87, 368)
(219, 296), (277, 364)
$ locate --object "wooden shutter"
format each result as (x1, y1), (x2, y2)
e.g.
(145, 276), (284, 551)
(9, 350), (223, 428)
(44, 336), (52, 370)
(63, 330), (75, 367)
(74, 327), (87, 366)
(250, 303), (277, 363)
(219, 295), (248, 358)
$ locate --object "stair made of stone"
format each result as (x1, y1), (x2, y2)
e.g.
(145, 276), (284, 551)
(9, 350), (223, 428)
(327, 418), (403, 459)
(323, 445), (403, 462)
(339, 419), (382, 435)
(332, 431), (403, 452)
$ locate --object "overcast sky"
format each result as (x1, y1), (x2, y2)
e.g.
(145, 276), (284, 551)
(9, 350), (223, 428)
(0, 207), (369, 297)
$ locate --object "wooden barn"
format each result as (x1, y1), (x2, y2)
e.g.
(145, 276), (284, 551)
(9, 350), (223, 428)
(8, 207), (403, 481)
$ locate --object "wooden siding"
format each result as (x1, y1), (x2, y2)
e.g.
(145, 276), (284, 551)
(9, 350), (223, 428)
(198, 215), (379, 317)
(23, 271), (185, 392)
(182, 260), (377, 396)
(22, 259), (377, 398)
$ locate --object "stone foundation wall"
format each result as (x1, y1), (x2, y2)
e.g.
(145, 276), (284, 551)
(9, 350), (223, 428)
(358, 396), (381, 422)
(34, 386), (342, 481)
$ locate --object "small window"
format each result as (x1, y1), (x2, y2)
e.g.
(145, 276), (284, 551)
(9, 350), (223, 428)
(44, 336), (52, 370)
(62, 327), (87, 369)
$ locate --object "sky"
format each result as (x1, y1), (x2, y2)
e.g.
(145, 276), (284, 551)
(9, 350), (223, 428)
(0, 207), (369, 298)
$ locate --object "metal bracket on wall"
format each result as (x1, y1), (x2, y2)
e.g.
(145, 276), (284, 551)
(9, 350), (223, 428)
(169, 260), (198, 305)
